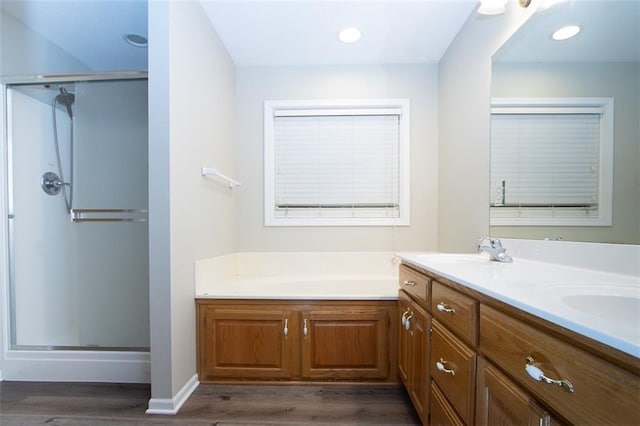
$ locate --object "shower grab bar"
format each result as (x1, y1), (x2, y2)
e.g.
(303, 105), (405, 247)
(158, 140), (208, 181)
(201, 166), (242, 188)
(70, 208), (148, 223)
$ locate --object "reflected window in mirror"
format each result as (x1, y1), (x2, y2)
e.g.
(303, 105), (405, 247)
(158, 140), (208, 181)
(490, 97), (613, 227)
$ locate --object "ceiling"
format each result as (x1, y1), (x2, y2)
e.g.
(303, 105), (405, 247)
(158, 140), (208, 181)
(199, 0), (478, 66)
(3, 0), (636, 72)
(1, 0), (479, 71)
(1, 0), (148, 71)
(494, 0), (640, 63)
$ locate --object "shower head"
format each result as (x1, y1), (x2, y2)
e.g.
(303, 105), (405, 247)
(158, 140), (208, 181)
(55, 87), (75, 119)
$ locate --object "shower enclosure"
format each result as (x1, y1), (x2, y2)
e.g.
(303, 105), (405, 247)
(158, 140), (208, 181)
(4, 76), (149, 352)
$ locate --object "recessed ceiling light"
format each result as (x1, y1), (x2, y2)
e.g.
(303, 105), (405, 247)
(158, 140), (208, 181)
(552, 25), (581, 41)
(124, 33), (148, 48)
(338, 28), (361, 44)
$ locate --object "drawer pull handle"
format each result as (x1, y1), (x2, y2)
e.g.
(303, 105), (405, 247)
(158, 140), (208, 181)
(283, 318), (288, 337)
(403, 279), (416, 287)
(436, 358), (455, 376)
(525, 356), (574, 393)
(303, 319), (308, 336)
(436, 302), (456, 314)
(405, 313), (414, 330)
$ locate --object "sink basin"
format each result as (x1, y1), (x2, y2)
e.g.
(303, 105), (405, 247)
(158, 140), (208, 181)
(545, 283), (640, 324)
(561, 294), (639, 324)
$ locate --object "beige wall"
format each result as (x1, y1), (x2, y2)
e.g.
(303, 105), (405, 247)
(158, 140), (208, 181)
(149, 0), (236, 403)
(491, 62), (640, 244)
(437, 2), (537, 252)
(235, 64), (439, 252)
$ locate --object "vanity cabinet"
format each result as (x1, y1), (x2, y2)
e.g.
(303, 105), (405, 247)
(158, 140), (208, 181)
(480, 304), (639, 425)
(476, 357), (555, 426)
(429, 280), (479, 426)
(398, 261), (640, 426)
(431, 321), (476, 425)
(398, 290), (431, 424)
(196, 299), (397, 383)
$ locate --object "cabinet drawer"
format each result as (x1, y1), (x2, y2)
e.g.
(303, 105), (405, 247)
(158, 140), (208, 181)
(399, 264), (430, 306)
(431, 381), (464, 426)
(432, 281), (478, 347)
(432, 321), (477, 425)
(480, 305), (640, 425)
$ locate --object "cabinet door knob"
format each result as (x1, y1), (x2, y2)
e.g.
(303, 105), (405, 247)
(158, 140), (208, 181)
(525, 356), (574, 393)
(283, 318), (288, 337)
(303, 318), (308, 336)
(436, 302), (456, 314)
(403, 280), (416, 287)
(435, 358), (456, 376)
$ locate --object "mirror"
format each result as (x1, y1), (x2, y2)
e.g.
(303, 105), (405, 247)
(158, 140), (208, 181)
(490, 0), (639, 244)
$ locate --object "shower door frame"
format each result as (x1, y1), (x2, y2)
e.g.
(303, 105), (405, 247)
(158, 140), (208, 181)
(0, 72), (151, 382)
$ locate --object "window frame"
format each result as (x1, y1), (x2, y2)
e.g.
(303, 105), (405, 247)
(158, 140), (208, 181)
(490, 97), (614, 227)
(264, 99), (411, 227)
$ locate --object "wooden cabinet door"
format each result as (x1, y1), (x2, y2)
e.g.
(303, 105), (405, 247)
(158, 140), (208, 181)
(476, 357), (554, 426)
(431, 381), (464, 426)
(300, 306), (391, 380)
(198, 305), (296, 381)
(406, 301), (430, 425)
(398, 293), (413, 384)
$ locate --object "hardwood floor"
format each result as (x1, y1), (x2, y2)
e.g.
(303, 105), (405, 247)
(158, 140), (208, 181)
(0, 382), (421, 425)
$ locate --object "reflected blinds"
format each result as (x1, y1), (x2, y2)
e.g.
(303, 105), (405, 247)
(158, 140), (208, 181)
(490, 112), (600, 209)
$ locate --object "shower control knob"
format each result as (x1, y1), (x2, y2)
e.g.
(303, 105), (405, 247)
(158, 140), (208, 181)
(41, 171), (64, 196)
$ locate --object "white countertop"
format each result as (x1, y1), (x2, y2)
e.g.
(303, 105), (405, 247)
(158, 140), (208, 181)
(396, 252), (640, 358)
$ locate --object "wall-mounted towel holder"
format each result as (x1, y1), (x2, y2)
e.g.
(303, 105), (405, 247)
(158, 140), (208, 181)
(201, 166), (242, 188)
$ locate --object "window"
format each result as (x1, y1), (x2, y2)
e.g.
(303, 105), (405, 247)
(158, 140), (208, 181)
(490, 97), (613, 226)
(264, 99), (410, 226)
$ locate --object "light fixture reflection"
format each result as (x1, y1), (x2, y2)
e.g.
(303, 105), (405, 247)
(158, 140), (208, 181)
(477, 0), (507, 15)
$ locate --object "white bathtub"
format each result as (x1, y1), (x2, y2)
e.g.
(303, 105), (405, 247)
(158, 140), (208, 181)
(195, 252), (400, 300)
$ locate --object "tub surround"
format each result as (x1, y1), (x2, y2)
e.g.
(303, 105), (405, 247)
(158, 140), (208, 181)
(397, 239), (640, 358)
(195, 251), (399, 300)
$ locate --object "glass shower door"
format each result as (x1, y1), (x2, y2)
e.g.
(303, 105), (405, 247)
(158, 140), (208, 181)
(7, 78), (149, 350)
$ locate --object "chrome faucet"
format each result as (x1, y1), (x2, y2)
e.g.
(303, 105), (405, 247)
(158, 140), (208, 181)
(477, 237), (513, 263)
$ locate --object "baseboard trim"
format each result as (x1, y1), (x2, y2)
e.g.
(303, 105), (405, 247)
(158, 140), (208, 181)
(146, 373), (199, 415)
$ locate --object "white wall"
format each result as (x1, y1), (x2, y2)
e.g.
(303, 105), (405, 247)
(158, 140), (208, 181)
(0, 9), (91, 76)
(491, 62), (640, 244)
(148, 0), (236, 410)
(235, 65), (439, 252)
(437, 2), (538, 252)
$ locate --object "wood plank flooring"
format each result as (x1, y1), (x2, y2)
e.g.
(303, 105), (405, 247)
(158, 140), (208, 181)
(0, 382), (421, 425)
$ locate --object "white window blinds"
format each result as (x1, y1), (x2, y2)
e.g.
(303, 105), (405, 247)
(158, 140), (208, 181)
(489, 98), (613, 227)
(274, 113), (399, 219)
(264, 100), (410, 226)
(491, 113), (600, 207)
